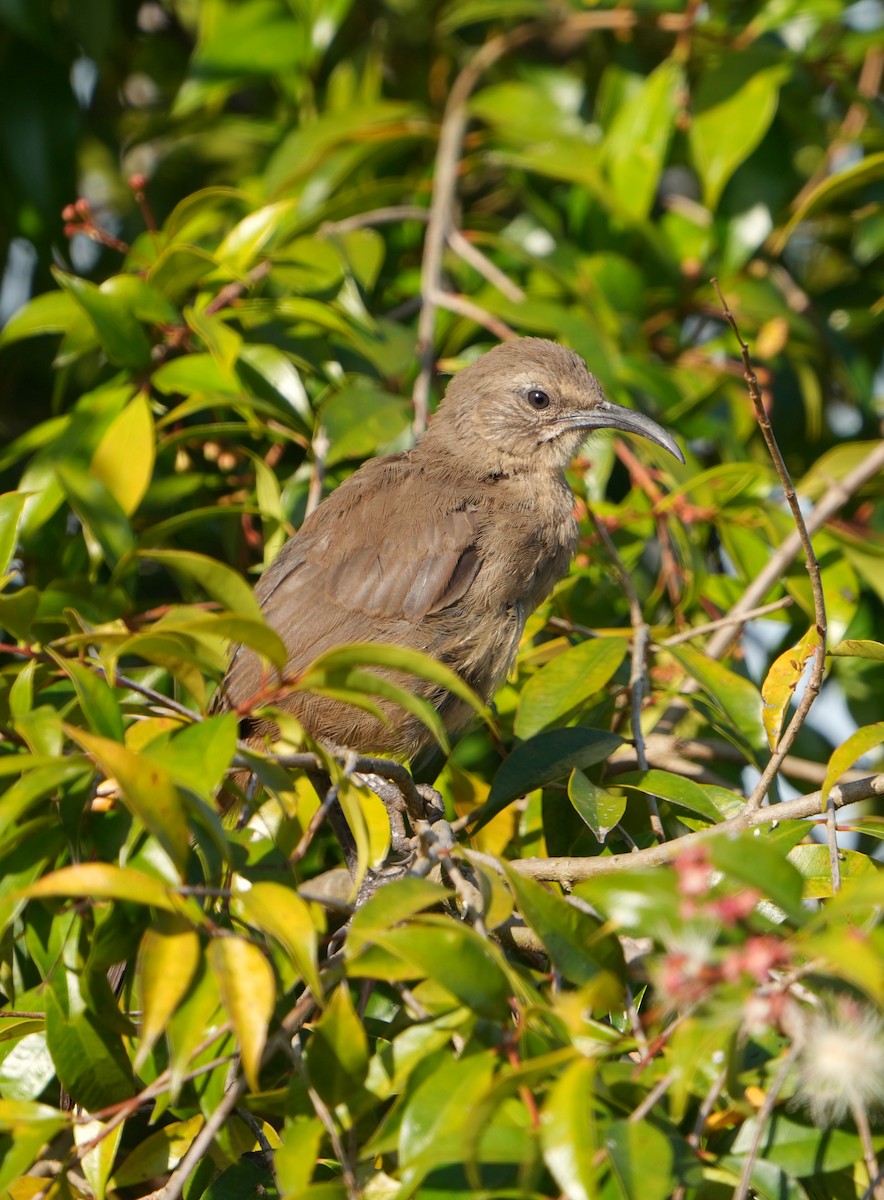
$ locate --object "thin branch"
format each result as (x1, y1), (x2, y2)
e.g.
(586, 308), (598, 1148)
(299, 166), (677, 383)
(659, 597), (794, 646)
(712, 280), (827, 812)
(446, 229), (525, 303)
(289, 751), (359, 863)
(320, 205), (429, 234)
(138, 1076), (245, 1200)
(704, 439), (884, 664)
(501, 773), (884, 883)
(733, 1046), (799, 1200)
(826, 798), (842, 893)
(204, 260), (271, 316)
(304, 424), (329, 518)
(434, 290), (516, 341)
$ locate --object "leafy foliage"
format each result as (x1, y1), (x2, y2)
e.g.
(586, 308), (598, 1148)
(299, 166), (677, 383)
(0, 1), (883, 1199)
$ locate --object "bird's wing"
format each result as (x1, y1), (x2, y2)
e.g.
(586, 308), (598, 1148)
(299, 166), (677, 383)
(255, 453), (482, 627)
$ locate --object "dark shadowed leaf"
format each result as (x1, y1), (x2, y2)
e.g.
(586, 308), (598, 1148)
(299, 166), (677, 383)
(473, 727), (623, 831)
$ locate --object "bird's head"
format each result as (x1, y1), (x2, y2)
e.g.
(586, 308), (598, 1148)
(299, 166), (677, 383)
(427, 337), (684, 477)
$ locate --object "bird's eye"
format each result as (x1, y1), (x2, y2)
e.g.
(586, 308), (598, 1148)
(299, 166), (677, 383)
(527, 389), (550, 410)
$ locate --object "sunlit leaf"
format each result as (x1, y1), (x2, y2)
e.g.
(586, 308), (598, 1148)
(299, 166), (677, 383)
(135, 917), (201, 1069)
(208, 936), (275, 1092)
(821, 723), (884, 807)
(761, 626), (821, 749)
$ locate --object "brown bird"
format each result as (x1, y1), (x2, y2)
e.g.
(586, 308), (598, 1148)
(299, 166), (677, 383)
(219, 338), (683, 759)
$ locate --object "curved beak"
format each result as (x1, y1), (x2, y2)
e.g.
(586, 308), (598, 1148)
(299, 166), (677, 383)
(566, 398), (685, 464)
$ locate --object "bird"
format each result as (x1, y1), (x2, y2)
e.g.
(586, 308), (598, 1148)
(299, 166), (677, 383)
(218, 337), (683, 761)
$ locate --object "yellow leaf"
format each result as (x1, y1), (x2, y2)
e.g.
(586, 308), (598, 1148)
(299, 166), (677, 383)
(208, 936), (275, 1091)
(66, 726), (190, 870)
(761, 626), (821, 750)
(233, 882), (323, 998)
(135, 918), (201, 1070)
(90, 394), (155, 515)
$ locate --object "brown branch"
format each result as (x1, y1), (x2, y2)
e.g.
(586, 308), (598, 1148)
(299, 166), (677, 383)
(434, 291), (516, 340)
(712, 280), (827, 811)
(704, 442), (884, 664)
(659, 597), (794, 646)
(733, 1046), (800, 1200)
(304, 424), (329, 518)
(499, 772), (884, 883)
(411, 8), (688, 431)
(320, 206), (429, 234)
(204, 260), (271, 316)
(446, 230), (525, 303)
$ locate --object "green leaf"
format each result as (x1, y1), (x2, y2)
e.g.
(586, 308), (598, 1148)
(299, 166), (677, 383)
(830, 638), (884, 661)
(56, 463), (135, 567)
(275, 1116), (324, 1196)
(52, 269), (154, 369)
(398, 1050), (497, 1189)
(668, 643), (765, 750)
(709, 834), (805, 923)
(48, 653), (125, 742)
(503, 864), (625, 985)
(305, 984), (369, 1108)
(65, 727), (191, 872)
(0, 587), (39, 640)
(304, 642), (485, 719)
(233, 882), (323, 997)
(515, 637), (628, 739)
(778, 150), (884, 249)
(0, 289), (81, 347)
(76, 1117), (125, 1200)
(761, 626), (821, 749)
(141, 713), (238, 803)
(368, 918), (513, 1020)
(606, 1119), (675, 1200)
(605, 60), (682, 221)
(0, 491), (28, 577)
(540, 1057), (597, 1200)
(139, 548), (265, 622)
(45, 987), (134, 1111)
(347, 877), (451, 955)
(689, 56), (787, 209)
(568, 770), (626, 841)
(0, 1101), (67, 1194)
(208, 936), (275, 1092)
(821, 723), (884, 805)
(789, 843), (877, 900)
(135, 917), (201, 1070)
(111, 1114), (204, 1188)
(474, 727), (623, 832)
(90, 394), (155, 516)
(616, 769), (723, 823)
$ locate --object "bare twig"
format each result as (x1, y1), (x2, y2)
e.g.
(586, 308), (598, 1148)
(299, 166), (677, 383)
(138, 1076), (246, 1200)
(733, 1046), (800, 1200)
(321, 205), (429, 234)
(435, 290), (516, 340)
(204, 260), (271, 316)
(704, 440), (884, 664)
(304, 424), (329, 518)
(659, 597), (794, 646)
(446, 230), (525, 302)
(712, 280), (827, 812)
(826, 798), (842, 893)
(290, 750), (360, 863)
